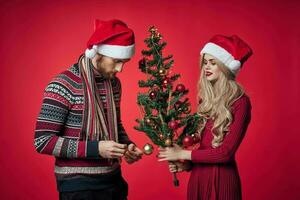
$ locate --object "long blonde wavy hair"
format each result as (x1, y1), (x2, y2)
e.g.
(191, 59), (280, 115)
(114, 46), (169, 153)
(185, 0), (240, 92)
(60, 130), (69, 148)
(197, 54), (244, 148)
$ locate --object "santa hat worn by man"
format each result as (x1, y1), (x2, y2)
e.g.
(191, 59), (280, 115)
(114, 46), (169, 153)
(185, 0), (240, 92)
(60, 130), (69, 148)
(85, 19), (135, 59)
(200, 35), (253, 75)
(79, 19), (135, 143)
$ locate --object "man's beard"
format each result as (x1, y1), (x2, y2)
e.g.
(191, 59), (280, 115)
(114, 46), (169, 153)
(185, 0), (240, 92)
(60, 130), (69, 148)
(95, 67), (116, 79)
(102, 72), (116, 79)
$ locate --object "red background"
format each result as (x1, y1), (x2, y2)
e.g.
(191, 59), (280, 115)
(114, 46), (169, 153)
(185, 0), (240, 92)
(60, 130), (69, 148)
(1, 0), (299, 199)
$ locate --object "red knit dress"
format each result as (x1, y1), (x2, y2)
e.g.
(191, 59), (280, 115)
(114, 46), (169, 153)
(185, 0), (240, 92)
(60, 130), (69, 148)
(188, 95), (251, 200)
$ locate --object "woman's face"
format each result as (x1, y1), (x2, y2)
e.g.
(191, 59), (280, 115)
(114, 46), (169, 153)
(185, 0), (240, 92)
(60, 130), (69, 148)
(202, 54), (221, 82)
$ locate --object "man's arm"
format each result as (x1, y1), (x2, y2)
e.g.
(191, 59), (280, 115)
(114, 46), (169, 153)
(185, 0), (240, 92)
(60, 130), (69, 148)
(34, 79), (100, 159)
(114, 78), (143, 163)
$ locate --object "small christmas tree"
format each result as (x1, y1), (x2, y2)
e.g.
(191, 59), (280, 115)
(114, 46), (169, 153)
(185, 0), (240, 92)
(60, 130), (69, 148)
(134, 26), (200, 186)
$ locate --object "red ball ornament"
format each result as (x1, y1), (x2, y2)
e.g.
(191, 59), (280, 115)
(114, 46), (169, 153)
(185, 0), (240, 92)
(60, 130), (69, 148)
(183, 135), (194, 147)
(162, 77), (170, 87)
(149, 91), (157, 100)
(152, 109), (158, 116)
(168, 120), (179, 130)
(176, 84), (185, 93)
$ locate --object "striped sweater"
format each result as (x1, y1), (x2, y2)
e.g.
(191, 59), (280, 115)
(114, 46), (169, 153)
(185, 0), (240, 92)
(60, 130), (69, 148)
(34, 63), (132, 192)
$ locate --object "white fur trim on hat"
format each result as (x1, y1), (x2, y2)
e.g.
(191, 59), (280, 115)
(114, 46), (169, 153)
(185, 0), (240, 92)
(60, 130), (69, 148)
(85, 45), (98, 58)
(97, 44), (135, 59)
(200, 42), (241, 74)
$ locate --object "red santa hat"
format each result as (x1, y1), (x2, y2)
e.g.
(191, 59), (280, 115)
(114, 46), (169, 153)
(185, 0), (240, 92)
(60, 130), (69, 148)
(85, 19), (135, 59)
(200, 35), (253, 74)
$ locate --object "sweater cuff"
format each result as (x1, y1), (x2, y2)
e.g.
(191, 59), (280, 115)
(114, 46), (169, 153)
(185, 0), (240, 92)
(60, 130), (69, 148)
(191, 149), (198, 163)
(87, 141), (100, 158)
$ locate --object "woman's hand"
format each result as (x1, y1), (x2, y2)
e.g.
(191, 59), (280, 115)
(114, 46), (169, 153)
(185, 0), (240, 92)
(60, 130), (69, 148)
(158, 144), (192, 161)
(168, 161), (192, 173)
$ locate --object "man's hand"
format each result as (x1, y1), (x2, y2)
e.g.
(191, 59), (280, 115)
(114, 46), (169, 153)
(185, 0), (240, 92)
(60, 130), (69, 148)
(124, 143), (143, 164)
(98, 141), (127, 158)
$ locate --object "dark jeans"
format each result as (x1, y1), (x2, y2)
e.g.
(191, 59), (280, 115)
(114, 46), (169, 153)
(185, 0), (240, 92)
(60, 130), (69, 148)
(59, 180), (128, 200)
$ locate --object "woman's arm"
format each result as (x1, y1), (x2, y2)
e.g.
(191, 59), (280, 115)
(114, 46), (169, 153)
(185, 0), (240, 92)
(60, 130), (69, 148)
(190, 97), (251, 163)
(158, 96), (251, 164)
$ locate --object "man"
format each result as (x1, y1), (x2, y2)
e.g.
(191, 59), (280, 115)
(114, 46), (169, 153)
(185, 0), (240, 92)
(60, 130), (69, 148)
(34, 19), (143, 200)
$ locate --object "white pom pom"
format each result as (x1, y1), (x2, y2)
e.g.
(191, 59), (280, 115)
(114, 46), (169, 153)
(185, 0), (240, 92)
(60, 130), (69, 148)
(228, 60), (241, 74)
(85, 45), (98, 58)
(85, 48), (96, 58)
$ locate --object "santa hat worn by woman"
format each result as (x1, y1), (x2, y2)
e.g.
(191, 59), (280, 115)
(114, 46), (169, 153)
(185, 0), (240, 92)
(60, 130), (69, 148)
(200, 35), (253, 75)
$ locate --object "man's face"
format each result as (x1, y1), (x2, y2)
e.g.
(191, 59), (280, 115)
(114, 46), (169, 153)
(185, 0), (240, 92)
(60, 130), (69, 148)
(92, 54), (130, 79)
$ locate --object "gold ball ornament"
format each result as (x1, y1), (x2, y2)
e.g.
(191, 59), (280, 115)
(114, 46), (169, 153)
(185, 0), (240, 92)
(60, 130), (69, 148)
(158, 69), (167, 76)
(143, 143), (154, 155)
(165, 138), (172, 147)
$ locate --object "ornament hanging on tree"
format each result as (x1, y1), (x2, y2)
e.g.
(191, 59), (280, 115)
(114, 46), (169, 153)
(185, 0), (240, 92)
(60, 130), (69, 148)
(143, 143), (154, 155)
(162, 77), (171, 88)
(168, 120), (179, 130)
(176, 84), (186, 93)
(183, 135), (194, 147)
(149, 91), (157, 100)
(165, 138), (172, 147)
(152, 109), (158, 116)
(158, 69), (167, 76)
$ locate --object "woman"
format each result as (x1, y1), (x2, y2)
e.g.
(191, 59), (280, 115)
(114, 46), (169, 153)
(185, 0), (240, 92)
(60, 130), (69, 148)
(158, 35), (253, 200)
